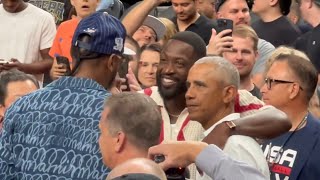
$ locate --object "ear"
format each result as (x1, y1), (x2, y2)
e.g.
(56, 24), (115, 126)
(114, 131), (126, 153)
(269, 0), (278, 7)
(222, 85), (237, 104)
(70, 0), (75, 7)
(106, 54), (121, 74)
(289, 83), (301, 100)
(0, 104), (6, 120)
(254, 50), (259, 62)
(307, 0), (314, 8)
(217, 12), (223, 19)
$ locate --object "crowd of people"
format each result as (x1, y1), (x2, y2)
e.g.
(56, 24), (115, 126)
(0, 0), (320, 179)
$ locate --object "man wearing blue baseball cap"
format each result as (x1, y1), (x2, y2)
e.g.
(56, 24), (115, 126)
(0, 11), (128, 179)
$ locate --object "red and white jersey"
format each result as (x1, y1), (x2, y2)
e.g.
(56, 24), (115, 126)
(142, 86), (264, 142)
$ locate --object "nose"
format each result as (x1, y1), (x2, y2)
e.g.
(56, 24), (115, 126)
(143, 31), (152, 40)
(176, 6), (183, 14)
(260, 82), (268, 94)
(162, 61), (175, 75)
(145, 64), (154, 74)
(235, 51), (242, 61)
(238, 11), (245, 19)
(185, 85), (195, 100)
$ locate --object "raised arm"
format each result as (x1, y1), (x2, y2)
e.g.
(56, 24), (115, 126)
(203, 105), (291, 148)
(148, 141), (266, 180)
(122, 0), (166, 36)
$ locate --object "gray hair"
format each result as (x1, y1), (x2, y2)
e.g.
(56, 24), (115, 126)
(103, 92), (161, 151)
(195, 56), (240, 88)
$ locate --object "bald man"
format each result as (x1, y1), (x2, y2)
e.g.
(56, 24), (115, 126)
(106, 158), (166, 180)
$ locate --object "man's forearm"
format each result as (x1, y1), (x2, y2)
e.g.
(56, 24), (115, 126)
(20, 59), (53, 74)
(234, 106), (291, 139)
(122, 0), (160, 36)
(195, 145), (266, 180)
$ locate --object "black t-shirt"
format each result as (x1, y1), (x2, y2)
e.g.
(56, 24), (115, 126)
(252, 16), (301, 47)
(172, 15), (217, 45)
(294, 24), (320, 73)
(250, 85), (262, 100)
(27, 0), (72, 25)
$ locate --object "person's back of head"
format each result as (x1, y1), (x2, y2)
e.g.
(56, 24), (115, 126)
(99, 92), (162, 168)
(70, 11), (127, 89)
(106, 158), (166, 180)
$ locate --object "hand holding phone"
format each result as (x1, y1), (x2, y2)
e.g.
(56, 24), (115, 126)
(207, 19), (234, 56)
(56, 56), (71, 76)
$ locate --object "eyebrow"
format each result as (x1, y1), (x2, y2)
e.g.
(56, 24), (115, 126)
(194, 80), (207, 87)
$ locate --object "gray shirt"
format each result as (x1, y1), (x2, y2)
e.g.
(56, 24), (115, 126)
(252, 39), (275, 75)
(195, 144), (267, 180)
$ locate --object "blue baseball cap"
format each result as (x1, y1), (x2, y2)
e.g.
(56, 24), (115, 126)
(72, 11), (135, 56)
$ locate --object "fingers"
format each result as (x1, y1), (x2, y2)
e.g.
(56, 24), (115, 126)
(127, 66), (142, 91)
(209, 28), (217, 43)
(207, 29), (233, 55)
(216, 29), (232, 38)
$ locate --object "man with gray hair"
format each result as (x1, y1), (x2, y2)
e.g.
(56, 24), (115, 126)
(185, 56), (270, 179)
(99, 92), (162, 169)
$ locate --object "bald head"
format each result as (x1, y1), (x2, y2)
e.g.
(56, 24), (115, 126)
(106, 158), (166, 180)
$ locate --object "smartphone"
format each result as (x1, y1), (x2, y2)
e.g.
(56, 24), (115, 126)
(118, 55), (130, 91)
(56, 56), (71, 75)
(216, 19), (233, 37)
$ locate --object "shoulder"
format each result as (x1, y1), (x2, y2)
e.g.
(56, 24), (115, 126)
(258, 38), (275, 50)
(57, 18), (78, 31)
(139, 86), (163, 106)
(28, 3), (53, 18)
(235, 90), (264, 116)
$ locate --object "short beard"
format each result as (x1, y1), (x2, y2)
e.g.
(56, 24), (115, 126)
(156, 73), (187, 100)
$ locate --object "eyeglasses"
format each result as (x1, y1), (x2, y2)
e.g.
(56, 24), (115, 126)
(264, 77), (303, 90)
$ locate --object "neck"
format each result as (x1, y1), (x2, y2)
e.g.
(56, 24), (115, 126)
(74, 71), (108, 89)
(308, 9), (320, 27)
(164, 93), (186, 124)
(177, 13), (200, 31)
(114, 148), (147, 168)
(14, 2), (28, 13)
(258, 9), (282, 22)
(281, 105), (308, 131)
(240, 76), (254, 91)
(203, 106), (234, 130)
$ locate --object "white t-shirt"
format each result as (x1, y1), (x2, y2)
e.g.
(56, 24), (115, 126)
(197, 113), (270, 180)
(0, 3), (56, 84)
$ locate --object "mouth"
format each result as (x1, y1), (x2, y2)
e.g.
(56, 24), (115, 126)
(186, 104), (198, 111)
(233, 64), (246, 69)
(161, 77), (177, 88)
(81, 5), (90, 10)
(236, 21), (248, 25)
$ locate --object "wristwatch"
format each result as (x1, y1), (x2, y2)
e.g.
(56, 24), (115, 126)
(225, 120), (237, 129)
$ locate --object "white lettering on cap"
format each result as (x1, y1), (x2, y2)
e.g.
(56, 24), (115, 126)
(114, 38), (123, 51)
